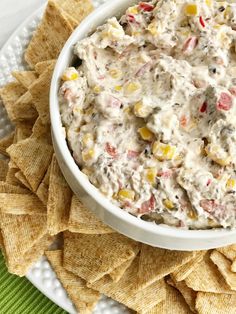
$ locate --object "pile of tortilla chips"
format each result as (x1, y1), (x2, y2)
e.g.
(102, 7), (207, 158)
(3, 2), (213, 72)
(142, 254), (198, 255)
(1, 1), (236, 313)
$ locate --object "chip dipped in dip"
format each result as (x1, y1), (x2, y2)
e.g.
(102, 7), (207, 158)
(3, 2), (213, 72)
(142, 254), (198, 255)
(59, 0), (236, 229)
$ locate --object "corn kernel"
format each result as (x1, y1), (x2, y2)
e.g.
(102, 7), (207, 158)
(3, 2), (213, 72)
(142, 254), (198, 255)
(145, 168), (157, 185)
(224, 6), (231, 18)
(82, 148), (95, 162)
(133, 101), (151, 118)
(62, 71), (79, 81)
(82, 133), (93, 146)
(109, 69), (122, 79)
(124, 107), (132, 115)
(152, 142), (176, 161)
(205, 0), (212, 7)
(127, 6), (139, 14)
(163, 199), (174, 210)
(185, 4), (198, 16)
(93, 85), (101, 93)
(138, 127), (154, 141)
(226, 178), (235, 189)
(125, 82), (140, 94)
(187, 209), (198, 220)
(205, 145), (231, 166)
(118, 189), (135, 201)
(114, 85), (122, 91)
(147, 22), (158, 36)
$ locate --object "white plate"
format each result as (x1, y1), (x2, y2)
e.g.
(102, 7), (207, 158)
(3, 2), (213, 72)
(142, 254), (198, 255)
(0, 2), (130, 313)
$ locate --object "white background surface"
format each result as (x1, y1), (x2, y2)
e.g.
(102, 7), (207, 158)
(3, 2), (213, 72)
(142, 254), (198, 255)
(0, 0), (46, 48)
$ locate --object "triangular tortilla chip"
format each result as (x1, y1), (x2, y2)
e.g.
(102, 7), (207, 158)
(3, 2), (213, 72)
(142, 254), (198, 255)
(36, 164), (51, 205)
(196, 292), (236, 314)
(0, 181), (29, 194)
(0, 82), (26, 122)
(29, 63), (54, 124)
(172, 251), (206, 282)
(135, 244), (196, 292)
(31, 117), (51, 144)
(0, 159), (8, 181)
(0, 131), (14, 156)
(35, 60), (57, 75)
(169, 276), (197, 313)
(0, 213), (48, 276)
(54, 0), (93, 25)
(68, 195), (114, 234)
(185, 252), (235, 294)
(25, 1), (73, 67)
(146, 285), (192, 314)
(7, 138), (53, 192)
(46, 250), (100, 314)
(109, 256), (135, 283)
(217, 245), (236, 262)
(231, 260), (236, 273)
(88, 256), (166, 313)
(210, 250), (236, 291)
(5, 160), (22, 187)
(63, 231), (140, 284)
(13, 91), (38, 122)
(0, 193), (46, 215)
(47, 155), (72, 235)
(12, 71), (38, 89)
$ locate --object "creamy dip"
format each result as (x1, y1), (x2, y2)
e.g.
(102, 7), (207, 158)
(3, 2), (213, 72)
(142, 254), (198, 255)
(60, 0), (236, 229)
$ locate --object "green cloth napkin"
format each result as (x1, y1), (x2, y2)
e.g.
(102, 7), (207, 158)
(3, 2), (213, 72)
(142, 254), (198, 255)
(0, 252), (67, 314)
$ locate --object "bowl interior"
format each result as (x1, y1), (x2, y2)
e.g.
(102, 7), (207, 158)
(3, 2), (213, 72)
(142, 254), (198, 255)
(50, 0), (236, 250)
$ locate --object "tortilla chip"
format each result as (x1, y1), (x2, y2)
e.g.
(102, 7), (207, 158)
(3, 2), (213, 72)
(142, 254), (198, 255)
(29, 63), (54, 124)
(31, 117), (51, 144)
(35, 60), (57, 75)
(7, 138), (53, 192)
(15, 171), (32, 190)
(0, 213), (48, 276)
(0, 82), (26, 122)
(5, 160), (22, 187)
(88, 256), (166, 313)
(185, 252), (235, 294)
(68, 195), (114, 234)
(0, 131), (14, 156)
(25, 1), (73, 67)
(0, 193), (46, 215)
(195, 292), (236, 314)
(47, 155), (72, 235)
(46, 250), (100, 314)
(12, 71), (38, 89)
(0, 159), (8, 181)
(169, 276), (197, 313)
(172, 251), (206, 282)
(135, 244), (196, 292)
(15, 122), (33, 142)
(13, 91), (38, 122)
(55, 0), (93, 25)
(217, 245), (236, 262)
(36, 164), (51, 205)
(231, 260), (236, 273)
(63, 231), (140, 284)
(0, 181), (29, 194)
(109, 256), (135, 283)
(210, 250), (236, 291)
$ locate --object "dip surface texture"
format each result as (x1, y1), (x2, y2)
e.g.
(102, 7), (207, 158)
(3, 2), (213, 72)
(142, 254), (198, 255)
(60, 0), (236, 229)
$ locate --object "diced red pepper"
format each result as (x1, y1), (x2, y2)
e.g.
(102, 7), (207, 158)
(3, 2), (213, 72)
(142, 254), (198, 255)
(199, 101), (207, 113)
(183, 37), (198, 54)
(127, 150), (140, 159)
(216, 92), (232, 111)
(157, 170), (172, 178)
(139, 195), (155, 213)
(105, 143), (118, 158)
(127, 14), (136, 23)
(199, 16), (205, 27)
(206, 179), (212, 186)
(229, 87), (236, 96)
(180, 115), (187, 127)
(139, 2), (154, 11)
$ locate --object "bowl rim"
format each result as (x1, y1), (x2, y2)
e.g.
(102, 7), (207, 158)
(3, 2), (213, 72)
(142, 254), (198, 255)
(50, 0), (236, 246)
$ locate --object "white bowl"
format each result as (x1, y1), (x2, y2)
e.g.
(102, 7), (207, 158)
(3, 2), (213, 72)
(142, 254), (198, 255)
(50, 0), (236, 251)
